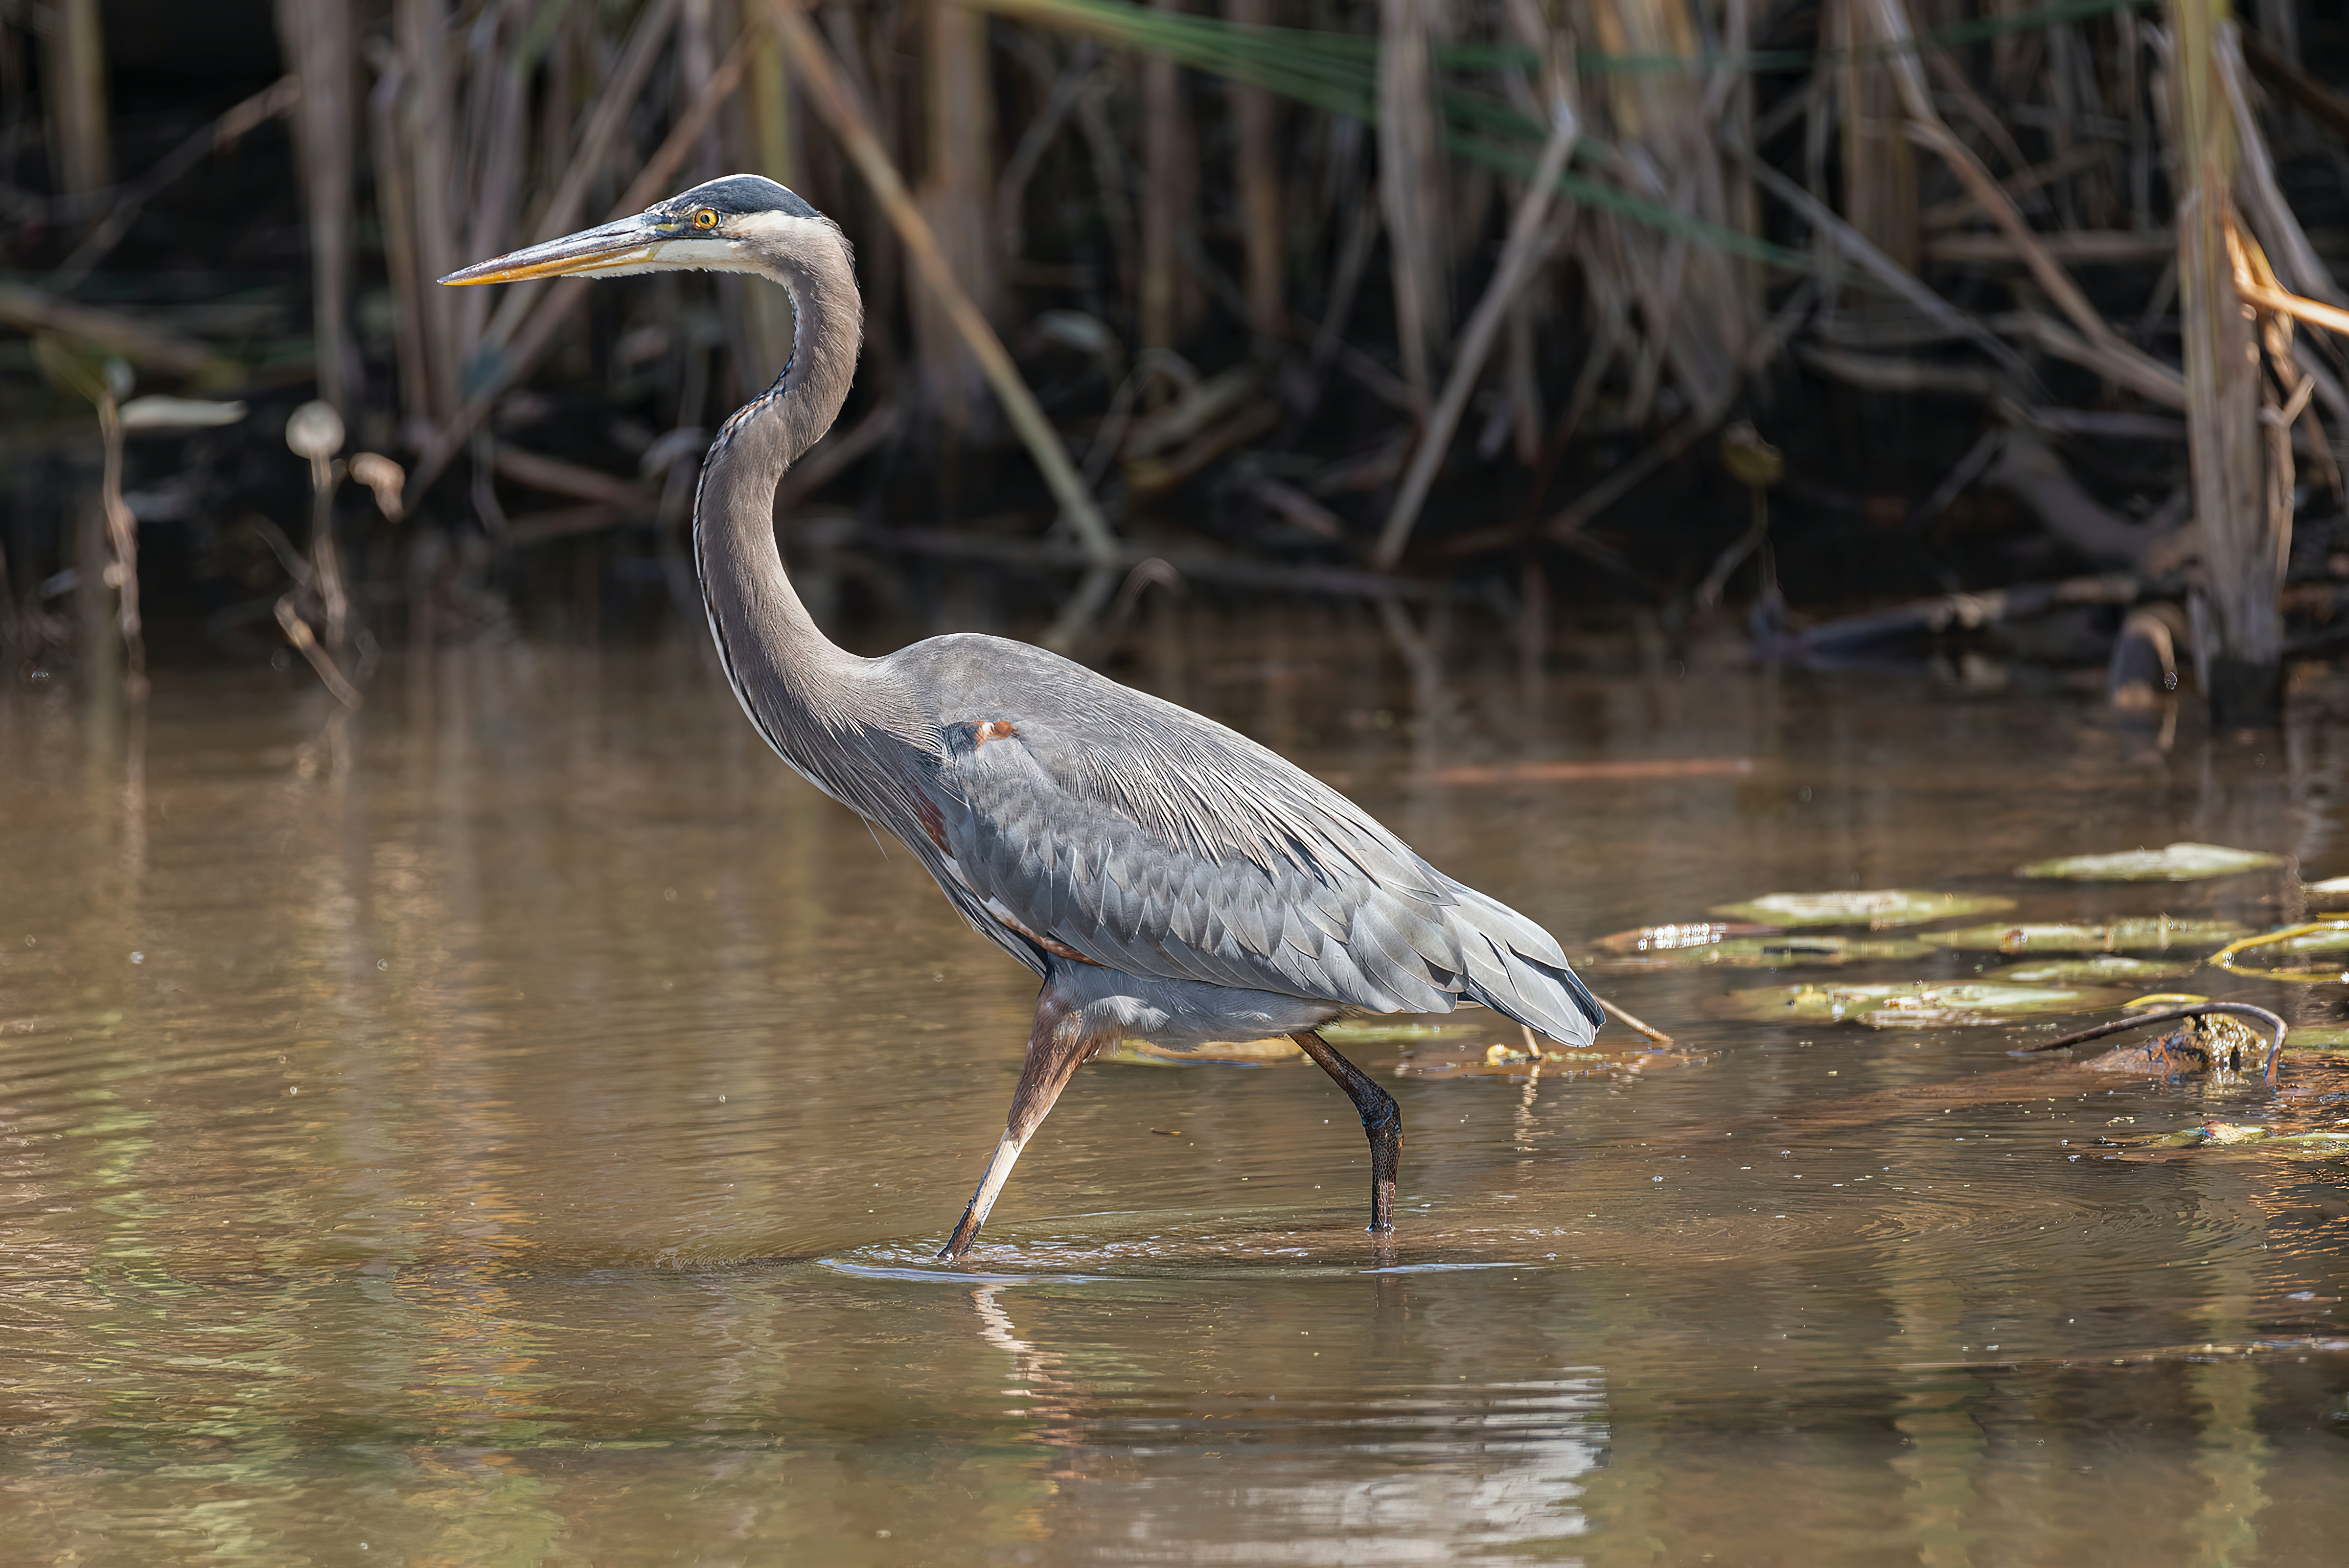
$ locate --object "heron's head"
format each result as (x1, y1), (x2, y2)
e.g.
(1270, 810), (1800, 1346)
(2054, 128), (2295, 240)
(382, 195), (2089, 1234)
(440, 175), (840, 287)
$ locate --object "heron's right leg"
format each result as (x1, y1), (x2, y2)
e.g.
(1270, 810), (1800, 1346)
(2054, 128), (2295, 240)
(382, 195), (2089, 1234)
(939, 994), (1095, 1260)
(1290, 1030), (1402, 1233)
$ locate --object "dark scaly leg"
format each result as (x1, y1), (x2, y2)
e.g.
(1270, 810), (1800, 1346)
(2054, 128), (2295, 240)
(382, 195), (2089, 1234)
(940, 988), (1097, 1260)
(1290, 1030), (1402, 1233)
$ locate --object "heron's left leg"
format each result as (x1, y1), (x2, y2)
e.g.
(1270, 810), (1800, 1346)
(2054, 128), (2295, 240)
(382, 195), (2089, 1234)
(1290, 1030), (1403, 1233)
(939, 992), (1095, 1260)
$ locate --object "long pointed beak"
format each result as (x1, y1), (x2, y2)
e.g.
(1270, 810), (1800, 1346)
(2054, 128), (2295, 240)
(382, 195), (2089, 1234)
(440, 213), (672, 286)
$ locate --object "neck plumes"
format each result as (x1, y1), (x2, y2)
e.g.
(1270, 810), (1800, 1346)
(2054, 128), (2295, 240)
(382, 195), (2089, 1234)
(691, 220), (895, 803)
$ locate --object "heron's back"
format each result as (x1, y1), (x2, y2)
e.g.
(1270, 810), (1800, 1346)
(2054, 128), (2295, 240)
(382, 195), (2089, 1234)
(874, 634), (1603, 1049)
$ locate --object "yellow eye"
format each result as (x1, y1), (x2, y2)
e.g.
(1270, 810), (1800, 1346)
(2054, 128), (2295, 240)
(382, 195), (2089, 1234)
(691, 208), (718, 230)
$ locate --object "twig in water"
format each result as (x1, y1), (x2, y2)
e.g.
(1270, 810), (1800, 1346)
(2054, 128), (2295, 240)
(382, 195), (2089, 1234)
(1592, 993), (1673, 1048)
(2012, 1002), (2288, 1084)
(275, 597), (364, 710)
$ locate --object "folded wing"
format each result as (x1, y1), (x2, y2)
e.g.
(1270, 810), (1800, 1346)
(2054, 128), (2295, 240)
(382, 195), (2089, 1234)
(921, 682), (1600, 1048)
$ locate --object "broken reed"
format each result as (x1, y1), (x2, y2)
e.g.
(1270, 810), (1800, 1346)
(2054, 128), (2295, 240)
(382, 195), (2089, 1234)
(16, 0), (2346, 714)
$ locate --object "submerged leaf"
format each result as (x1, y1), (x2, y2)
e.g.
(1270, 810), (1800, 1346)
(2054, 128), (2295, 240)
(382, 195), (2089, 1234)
(2104, 1121), (2349, 1153)
(1395, 1040), (1678, 1079)
(1705, 889), (2016, 929)
(1595, 921), (1778, 953)
(1720, 980), (2129, 1024)
(2018, 842), (2286, 881)
(2285, 1026), (2349, 1054)
(1592, 932), (1934, 970)
(1928, 919), (2243, 954)
(2209, 921), (2349, 984)
(1994, 955), (2201, 984)
(1319, 1020), (1453, 1044)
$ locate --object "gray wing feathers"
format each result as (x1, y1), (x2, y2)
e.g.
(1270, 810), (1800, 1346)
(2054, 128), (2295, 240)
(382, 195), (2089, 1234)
(1445, 885), (1604, 1048)
(904, 636), (1597, 1036)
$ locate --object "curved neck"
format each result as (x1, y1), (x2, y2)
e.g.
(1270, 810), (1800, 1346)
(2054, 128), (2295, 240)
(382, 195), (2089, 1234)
(692, 223), (887, 795)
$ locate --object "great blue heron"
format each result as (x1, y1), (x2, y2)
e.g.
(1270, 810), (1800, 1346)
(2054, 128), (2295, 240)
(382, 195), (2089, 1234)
(444, 175), (1602, 1259)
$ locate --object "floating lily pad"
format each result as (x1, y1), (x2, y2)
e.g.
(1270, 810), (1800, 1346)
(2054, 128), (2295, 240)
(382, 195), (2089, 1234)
(1705, 890), (2016, 929)
(1721, 981), (2129, 1025)
(1592, 932), (1935, 970)
(1927, 919), (2243, 954)
(1102, 1036), (1303, 1068)
(1994, 955), (2201, 985)
(2018, 842), (2287, 881)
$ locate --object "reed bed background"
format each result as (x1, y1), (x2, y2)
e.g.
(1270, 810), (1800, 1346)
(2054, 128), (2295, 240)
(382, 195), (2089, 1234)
(4, 0), (2348, 726)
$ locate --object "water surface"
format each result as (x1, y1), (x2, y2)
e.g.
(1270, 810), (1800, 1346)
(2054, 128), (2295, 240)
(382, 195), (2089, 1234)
(4, 632), (2349, 1565)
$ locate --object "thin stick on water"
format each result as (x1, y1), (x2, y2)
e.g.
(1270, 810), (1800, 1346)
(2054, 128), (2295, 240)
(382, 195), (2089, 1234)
(2012, 1002), (2288, 1083)
(1592, 993), (1673, 1048)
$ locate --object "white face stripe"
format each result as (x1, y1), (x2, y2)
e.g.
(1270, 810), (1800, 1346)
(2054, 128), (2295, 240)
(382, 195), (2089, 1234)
(566, 217), (833, 281)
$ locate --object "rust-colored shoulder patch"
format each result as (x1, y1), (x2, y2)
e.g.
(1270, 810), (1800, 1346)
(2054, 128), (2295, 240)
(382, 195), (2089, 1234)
(911, 792), (948, 852)
(973, 719), (1020, 747)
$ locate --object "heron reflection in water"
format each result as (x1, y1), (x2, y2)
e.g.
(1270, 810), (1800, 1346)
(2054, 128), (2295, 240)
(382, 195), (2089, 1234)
(443, 176), (1601, 1258)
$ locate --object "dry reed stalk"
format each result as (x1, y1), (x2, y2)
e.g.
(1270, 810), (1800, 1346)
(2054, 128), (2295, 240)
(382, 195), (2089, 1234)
(1226, 0), (1283, 339)
(276, 0), (358, 412)
(1831, 0), (1918, 273)
(1581, 0), (1744, 420)
(403, 34), (756, 503)
(396, 0), (462, 420)
(761, 0), (1118, 571)
(1864, 0), (2176, 401)
(740, 16), (802, 381)
(683, 0), (724, 179)
(1378, 0), (1448, 411)
(2234, 223), (2339, 500)
(365, 44), (434, 438)
(1371, 100), (1578, 570)
(1735, 150), (2035, 384)
(1919, 143), (2114, 230)
(2238, 27), (2349, 140)
(455, 2), (532, 354)
(1618, 195), (1690, 427)
(2249, 0), (2301, 67)
(2001, 311), (2185, 407)
(1055, 69), (1135, 308)
(2169, 0), (2280, 725)
(996, 34), (1093, 259)
(50, 75), (300, 289)
(914, 0), (1003, 431)
(0, 285), (228, 379)
(2219, 24), (2346, 310)
(45, 0), (109, 221)
(487, 0), (683, 349)
(1139, 0), (1197, 355)
(1718, 0), (1761, 333)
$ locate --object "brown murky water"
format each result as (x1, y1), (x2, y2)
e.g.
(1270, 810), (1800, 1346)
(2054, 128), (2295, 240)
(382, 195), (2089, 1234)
(6, 629), (2349, 1566)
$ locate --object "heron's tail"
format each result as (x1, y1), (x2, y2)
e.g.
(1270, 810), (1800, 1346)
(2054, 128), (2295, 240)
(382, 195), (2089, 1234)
(1446, 885), (1604, 1050)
